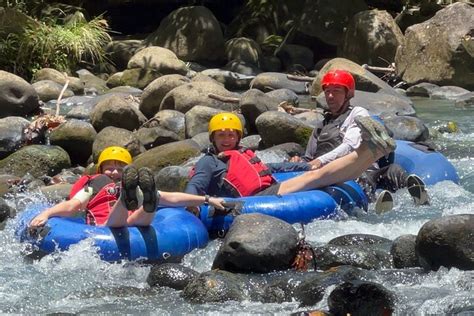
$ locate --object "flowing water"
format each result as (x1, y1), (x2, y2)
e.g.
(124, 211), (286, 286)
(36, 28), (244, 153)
(1, 99), (473, 314)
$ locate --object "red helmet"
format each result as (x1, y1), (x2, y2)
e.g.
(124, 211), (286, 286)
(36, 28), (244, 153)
(321, 70), (355, 99)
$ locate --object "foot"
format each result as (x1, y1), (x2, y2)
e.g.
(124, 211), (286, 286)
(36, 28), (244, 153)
(374, 190), (394, 214)
(120, 165), (139, 210)
(355, 116), (396, 157)
(138, 167), (157, 213)
(407, 174), (429, 206)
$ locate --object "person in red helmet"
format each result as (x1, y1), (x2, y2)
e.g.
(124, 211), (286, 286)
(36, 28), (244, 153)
(291, 69), (428, 212)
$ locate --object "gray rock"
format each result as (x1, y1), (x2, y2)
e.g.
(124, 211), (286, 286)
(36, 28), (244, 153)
(328, 234), (392, 247)
(430, 86), (471, 100)
(212, 213), (298, 273)
(391, 234), (419, 268)
(0, 197), (13, 226)
(190, 132), (211, 151)
(147, 263), (199, 290)
(49, 120), (97, 165)
(328, 281), (395, 316)
(150, 110), (186, 138)
(140, 75), (190, 118)
(33, 68), (84, 94)
(201, 68), (254, 91)
(105, 39), (144, 71)
(255, 111), (313, 148)
(134, 126), (181, 149)
(454, 92), (474, 108)
(239, 135), (261, 151)
(406, 82), (440, 97)
(395, 3), (474, 89)
(416, 214), (474, 271)
(0, 116), (29, 159)
(155, 166), (190, 192)
(276, 44), (314, 71)
(39, 183), (73, 204)
(0, 145), (71, 178)
(92, 126), (144, 162)
(250, 72), (308, 94)
(383, 115), (429, 142)
(225, 37), (262, 66)
(127, 46), (188, 75)
(32, 80), (74, 102)
(265, 89), (299, 106)
(76, 69), (109, 95)
(119, 68), (162, 90)
(0, 71), (40, 118)
(240, 89), (279, 133)
(184, 106), (231, 138)
(90, 94), (147, 132)
(224, 60), (262, 76)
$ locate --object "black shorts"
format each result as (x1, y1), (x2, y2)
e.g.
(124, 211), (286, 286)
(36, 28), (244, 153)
(254, 183), (281, 196)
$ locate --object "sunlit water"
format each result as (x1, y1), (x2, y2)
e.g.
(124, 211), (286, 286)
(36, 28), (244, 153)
(1, 99), (473, 314)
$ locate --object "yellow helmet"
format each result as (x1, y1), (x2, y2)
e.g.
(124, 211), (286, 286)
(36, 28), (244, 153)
(97, 146), (132, 171)
(208, 112), (243, 138)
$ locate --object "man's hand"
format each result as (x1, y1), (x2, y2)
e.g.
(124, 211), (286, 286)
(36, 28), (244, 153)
(289, 155), (303, 163)
(209, 197), (225, 210)
(29, 213), (49, 228)
(309, 159), (322, 170)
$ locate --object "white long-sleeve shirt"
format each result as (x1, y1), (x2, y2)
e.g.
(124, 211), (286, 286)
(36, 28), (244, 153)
(304, 106), (370, 165)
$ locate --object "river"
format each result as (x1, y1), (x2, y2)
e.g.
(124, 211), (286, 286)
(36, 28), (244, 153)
(0, 99), (473, 314)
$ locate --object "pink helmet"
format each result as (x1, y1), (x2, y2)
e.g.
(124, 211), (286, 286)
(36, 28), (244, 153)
(321, 70), (355, 98)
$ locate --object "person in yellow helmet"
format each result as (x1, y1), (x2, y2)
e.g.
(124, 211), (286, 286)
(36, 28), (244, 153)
(30, 146), (225, 228)
(185, 112), (396, 199)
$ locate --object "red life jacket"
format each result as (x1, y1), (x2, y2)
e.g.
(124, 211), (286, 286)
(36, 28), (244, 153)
(69, 174), (121, 225)
(218, 148), (275, 197)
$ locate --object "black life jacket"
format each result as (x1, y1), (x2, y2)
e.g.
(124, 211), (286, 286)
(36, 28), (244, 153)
(313, 107), (353, 157)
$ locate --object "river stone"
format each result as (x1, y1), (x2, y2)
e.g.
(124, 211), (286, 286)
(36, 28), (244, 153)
(184, 106), (236, 138)
(146, 6), (225, 63)
(328, 281), (395, 316)
(0, 174), (20, 197)
(313, 244), (393, 270)
(240, 89), (279, 133)
(160, 81), (240, 113)
(127, 46), (188, 75)
(0, 197), (12, 226)
(383, 115), (429, 142)
(406, 82), (440, 97)
(265, 89), (299, 106)
(39, 183), (73, 204)
(255, 111), (313, 148)
(140, 75), (190, 119)
(341, 9), (404, 67)
(181, 270), (248, 303)
(391, 234), (419, 269)
(250, 72), (308, 94)
(90, 94), (146, 132)
(430, 86), (471, 100)
(395, 2), (474, 90)
(454, 92), (474, 108)
(92, 126), (144, 162)
(416, 214), (474, 271)
(190, 73), (224, 86)
(119, 68), (162, 89)
(0, 145), (71, 178)
(148, 110), (185, 138)
(224, 60), (262, 76)
(259, 143), (305, 161)
(133, 139), (201, 173)
(32, 80), (74, 102)
(105, 39), (144, 71)
(134, 126), (181, 149)
(0, 116), (29, 159)
(225, 37), (261, 66)
(155, 166), (190, 192)
(0, 71), (40, 118)
(190, 132), (211, 151)
(32, 68), (84, 94)
(200, 69), (254, 91)
(276, 44), (314, 72)
(76, 69), (109, 95)
(239, 135), (261, 151)
(212, 213), (298, 273)
(147, 263), (199, 290)
(49, 120), (97, 165)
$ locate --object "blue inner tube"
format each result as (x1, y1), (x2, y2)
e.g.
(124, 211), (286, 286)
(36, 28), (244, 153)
(15, 203), (209, 263)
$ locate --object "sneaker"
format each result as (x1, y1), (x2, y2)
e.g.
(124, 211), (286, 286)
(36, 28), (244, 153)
(355, 116), (396, 157)
(120, 165), (139, 210)
(407, 174), (429, 206)
(374, 190), (394, 214)
(138, 167), (157, 213)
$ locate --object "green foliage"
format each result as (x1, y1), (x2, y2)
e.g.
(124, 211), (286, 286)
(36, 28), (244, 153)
(0, 4), (111, 79)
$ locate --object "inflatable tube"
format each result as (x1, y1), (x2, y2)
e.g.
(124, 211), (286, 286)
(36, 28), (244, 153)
(15, 203), (209, 262)
(199, 180), (368, 235)
(392, 140), (459, 185)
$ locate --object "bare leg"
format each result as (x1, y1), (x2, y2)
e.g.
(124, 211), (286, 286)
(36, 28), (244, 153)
(126, 206), (155, 226)
(104, 199), (131, 227)
(278, 143), (380, 194)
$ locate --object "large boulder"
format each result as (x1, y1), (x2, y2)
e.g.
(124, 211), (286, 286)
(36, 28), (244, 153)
(0, 71), (40, 118)
(383, 115), (429, 142)
(90, 94), (147, 132)
(145, 6), (225, 63)
(92, 126), (144, 162)
(105, 39), (144, 71)
(0, 145), (71, 178)
(225, 37), (261, 66)
(395, 2), (474, 89)
(160, 81), (239, 113)
(250, 72), (308, 94)
(416, 214), (474, 271)
(127, 46), (188, 75)
(32, 68), (84, 94)
(49, 120), (97, 165)
(32, 80), (74, 102)
(298, 0), (368, 46)
(341, 9), (404, 67)
(212, 213), (299, 273)
(240, 89), (279, 133)
(139, 75), (190, 118)
(149, 110), (186, 138)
